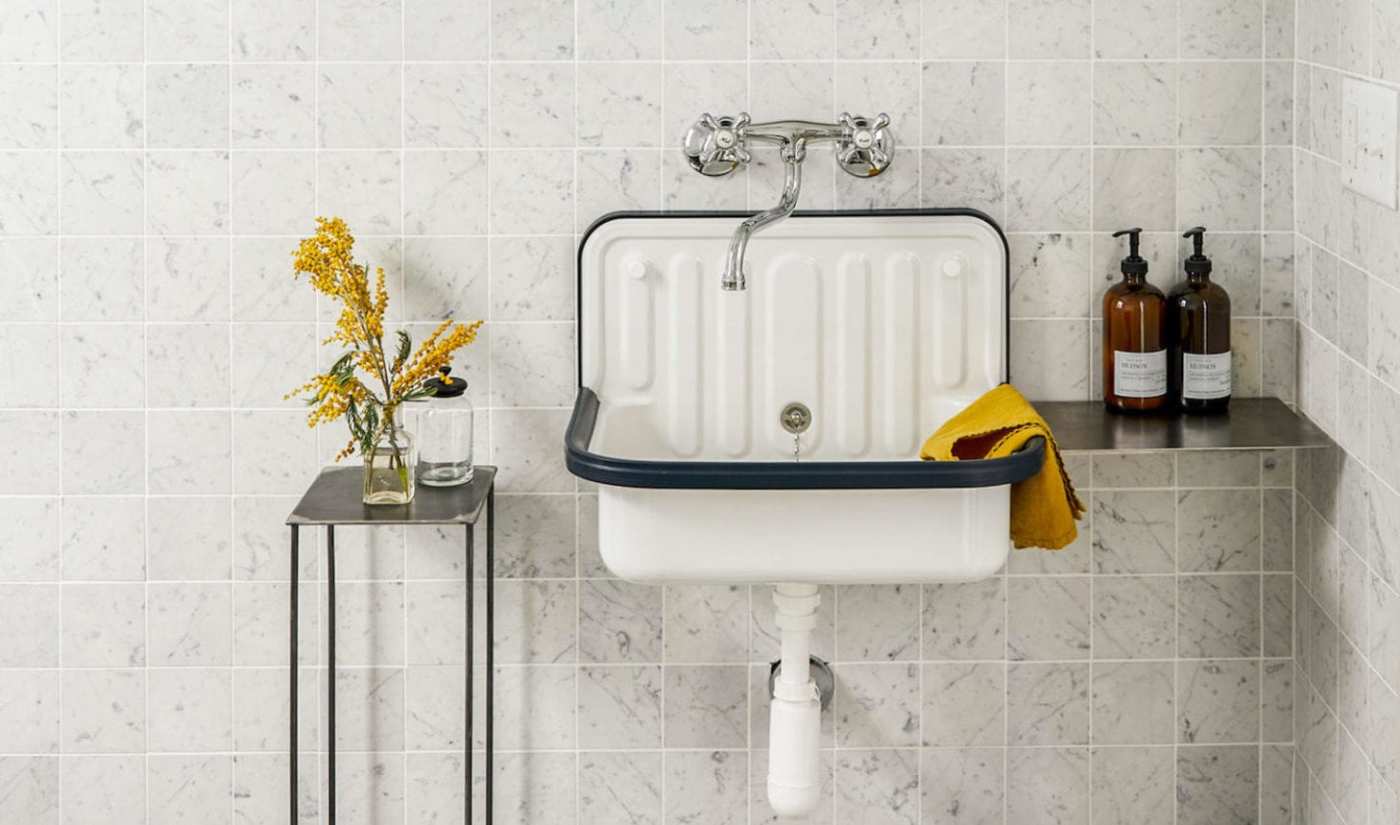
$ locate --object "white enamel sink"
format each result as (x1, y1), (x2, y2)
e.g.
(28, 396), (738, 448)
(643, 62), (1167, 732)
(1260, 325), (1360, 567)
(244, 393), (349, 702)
(565, 210), (1043, 585)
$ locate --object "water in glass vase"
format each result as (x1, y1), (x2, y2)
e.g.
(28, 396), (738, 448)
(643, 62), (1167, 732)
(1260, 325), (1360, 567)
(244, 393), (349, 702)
(363, 423), (416, 505)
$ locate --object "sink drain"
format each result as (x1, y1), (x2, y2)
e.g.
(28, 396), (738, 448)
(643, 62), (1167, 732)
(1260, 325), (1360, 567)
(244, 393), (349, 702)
(780, 402), (811, 435)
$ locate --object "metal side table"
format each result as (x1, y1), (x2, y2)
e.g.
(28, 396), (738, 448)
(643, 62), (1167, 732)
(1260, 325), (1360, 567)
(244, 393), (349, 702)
(286, 466), (496, 825)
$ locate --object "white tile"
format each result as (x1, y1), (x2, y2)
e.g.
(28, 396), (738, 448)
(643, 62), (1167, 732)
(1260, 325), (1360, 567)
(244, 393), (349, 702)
(62, 583), (145, 666)
(147, 668), (233, 752)
(1009, 0), (1091, 57)
(61, 755), (144, 820)
(318, 63), (402, 149)
(146, 238), (232, 321)
(578, 63), (662, 148)
(231, 411), (317, 494)
(1094, 62), (1176, 146)
(232, 238), (316, 322)
(0, 671), (60, 753)
(1007, 62), (1091, 146)
(1094, 0), (1176, 58)
(319, 0), (402, 61)
(579, 0), (661, 59)
(147, 65), (231, 150)
(148, 497), (232, 581)
(148, 583), (232, 665)
(0, 497), (60, 581)
(0, 153), (57, 235)
(750, 0), (834, 59)
(148, 755), (231, 825)
(576, 148), (662, 230)
(923, 0), (1006, 58)
(0, 584), (58, 666)
(231, 151), (314, 236)
(60, 672), (146, 752)
(1177, 147), (1262, 231)
(61, 0), (143, 61)
(0, 65), (57, 150)
(231, 64), (316, 149)
(146, 151), (231, 236)
(233, 0), (315, 60)
(491, 63), (576, 148)
(0, 323), (59, 408)
(59, 324), (145, 408)
(493, 0), (573, 59)
(1180, 0), (1262, 58)
(0, 0), (58, 62)
(60, 237), (143, 320)
(404, 63), (488, 148)
(1178, 62), (1264, 145)
(0, 412), (58, 495)
(0, 239), (58, 321)
(489, 150), (572, 234)
(921, 62), (1006, 146)
(61, 152), (142, 235)
(60, 497), (146, 581)
(318, 150), (402, 234)
(146, 0), (229, 61)
(664, 0), (746, 59)
(403, 150), (488, 234)
(405, 0), (488, 59)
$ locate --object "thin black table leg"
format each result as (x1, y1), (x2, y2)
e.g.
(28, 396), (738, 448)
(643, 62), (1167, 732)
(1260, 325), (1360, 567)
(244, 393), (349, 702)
(290, 525), (299, 824)
(485, 489), (494, 825)
(326, 525), (336, 825)
(465, 523), (474, 825)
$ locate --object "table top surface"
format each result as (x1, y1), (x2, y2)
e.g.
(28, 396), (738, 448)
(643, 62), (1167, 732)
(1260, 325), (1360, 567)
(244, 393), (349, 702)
(287, 465), (496, 526)
(1036, 398), (1333, 452)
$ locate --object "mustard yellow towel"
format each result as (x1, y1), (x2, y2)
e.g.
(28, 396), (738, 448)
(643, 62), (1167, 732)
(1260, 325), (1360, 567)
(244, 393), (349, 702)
(920, 384), (1085, 550)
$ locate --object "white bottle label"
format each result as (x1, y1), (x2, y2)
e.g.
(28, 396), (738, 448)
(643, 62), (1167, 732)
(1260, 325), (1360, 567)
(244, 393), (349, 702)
(1183, 351), (1232, 399)
(1114, 349), (1167, 398)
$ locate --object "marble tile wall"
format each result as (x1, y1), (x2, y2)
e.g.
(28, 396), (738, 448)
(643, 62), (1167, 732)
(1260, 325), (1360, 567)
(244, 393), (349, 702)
(0, 0), (1319, 823)
(1290, 0), (1400, 822)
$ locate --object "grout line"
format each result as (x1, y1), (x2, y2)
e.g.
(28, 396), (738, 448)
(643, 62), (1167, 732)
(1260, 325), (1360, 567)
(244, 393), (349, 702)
(140, 1), (151, 820)
(571, 0), (581, 821)
(1172, 448), (1180, 825)
(54, 2), (64, 823)
(226, 0), (237, 819)
(311, 0), (323, 813)
(0, 652), (1304, 672)
(1086, 0), (1098, 814)
(399, 3), (408, 822)
(1, 55), (1367, 67)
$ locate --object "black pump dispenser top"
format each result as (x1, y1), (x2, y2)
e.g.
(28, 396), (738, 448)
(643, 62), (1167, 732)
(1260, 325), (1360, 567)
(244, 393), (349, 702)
(1112, 227), (1148, 277)
(425, 365), (468, 398)
(1182, 226), (1212, 277)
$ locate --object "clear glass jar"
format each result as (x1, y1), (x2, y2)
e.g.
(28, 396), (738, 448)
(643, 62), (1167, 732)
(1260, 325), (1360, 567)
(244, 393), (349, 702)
(417, 366), (474, 487)
(363, 408), (416, 504)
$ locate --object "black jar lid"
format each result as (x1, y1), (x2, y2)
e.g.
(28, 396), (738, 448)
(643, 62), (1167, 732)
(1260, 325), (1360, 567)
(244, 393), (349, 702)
(425, 365), (467, 398)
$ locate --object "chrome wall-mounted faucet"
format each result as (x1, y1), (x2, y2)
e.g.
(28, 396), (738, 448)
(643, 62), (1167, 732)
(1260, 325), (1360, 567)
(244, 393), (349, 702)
(681, 112), (895, 291)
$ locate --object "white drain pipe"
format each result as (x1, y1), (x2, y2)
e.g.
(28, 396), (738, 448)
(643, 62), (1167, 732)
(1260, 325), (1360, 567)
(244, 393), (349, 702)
(767, 583), (822, 817)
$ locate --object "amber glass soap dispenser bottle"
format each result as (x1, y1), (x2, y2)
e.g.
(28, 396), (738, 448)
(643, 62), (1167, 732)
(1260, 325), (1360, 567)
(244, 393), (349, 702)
(1168, 226), (1231, 412)
(1103, 228), (1168, 412)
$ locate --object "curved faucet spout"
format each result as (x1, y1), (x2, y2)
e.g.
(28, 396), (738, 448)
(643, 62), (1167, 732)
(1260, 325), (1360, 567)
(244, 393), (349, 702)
(722, 142), (804, 291)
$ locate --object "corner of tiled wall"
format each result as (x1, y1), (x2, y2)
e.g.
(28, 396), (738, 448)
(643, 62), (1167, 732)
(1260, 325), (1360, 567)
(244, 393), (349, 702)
(1290, 0), (1400, 821)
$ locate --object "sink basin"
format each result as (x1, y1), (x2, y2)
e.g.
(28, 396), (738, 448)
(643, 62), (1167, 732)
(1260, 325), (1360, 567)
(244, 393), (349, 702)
(566, 209), (1043, 584)
(566, 208), (1044, 818)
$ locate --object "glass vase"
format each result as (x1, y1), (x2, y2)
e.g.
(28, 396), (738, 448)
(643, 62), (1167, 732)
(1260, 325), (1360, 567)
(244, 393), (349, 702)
(362, 414), (416, 505)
